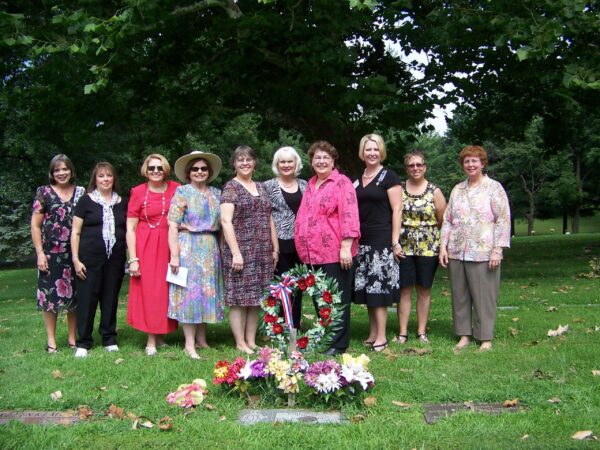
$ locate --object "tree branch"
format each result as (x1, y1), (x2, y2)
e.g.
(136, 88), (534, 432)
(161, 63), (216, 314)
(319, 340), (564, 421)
(172, 0), (243, 19)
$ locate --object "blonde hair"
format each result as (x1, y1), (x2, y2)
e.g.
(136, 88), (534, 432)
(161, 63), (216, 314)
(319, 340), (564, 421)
(140, 153), (171, 179)
(358, 134), (387, 162)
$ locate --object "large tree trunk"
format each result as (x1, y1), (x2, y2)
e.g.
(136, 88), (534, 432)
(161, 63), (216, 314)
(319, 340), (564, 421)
(563, 209), (569, 234)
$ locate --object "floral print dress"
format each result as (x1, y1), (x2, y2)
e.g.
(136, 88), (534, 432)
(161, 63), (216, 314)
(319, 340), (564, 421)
(32, 185), (85, 313)
(400, 181), (441, 256)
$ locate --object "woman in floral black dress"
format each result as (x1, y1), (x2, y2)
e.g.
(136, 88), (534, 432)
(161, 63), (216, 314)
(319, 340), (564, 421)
(31, 154), (85, 353)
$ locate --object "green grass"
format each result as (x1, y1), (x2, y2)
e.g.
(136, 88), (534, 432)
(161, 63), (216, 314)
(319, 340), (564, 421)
(514, 213), (600, 236)
(1, 234), (600, 449)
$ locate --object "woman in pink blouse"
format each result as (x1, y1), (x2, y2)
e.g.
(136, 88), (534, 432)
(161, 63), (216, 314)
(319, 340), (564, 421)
(295, 141), (361, 356)
(439, 146), (510, 352)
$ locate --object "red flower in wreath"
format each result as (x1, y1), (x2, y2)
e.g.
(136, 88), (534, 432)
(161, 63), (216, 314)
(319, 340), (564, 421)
(272, 323), (284, 334)
(322, 291), (332, 303)
(319, 318), (332, 327)
(264, 313), (278, 324)
(319, 307), (331, 320)
(305, 273), (315, 287)
(265, 296), (278, 308)
(297, 278), (307, 291)
(297, 336), (309, 349)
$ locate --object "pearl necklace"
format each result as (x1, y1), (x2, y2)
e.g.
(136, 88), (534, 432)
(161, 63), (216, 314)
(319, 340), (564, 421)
(144, 183), (167, 229)
(363, 166), (382, 179)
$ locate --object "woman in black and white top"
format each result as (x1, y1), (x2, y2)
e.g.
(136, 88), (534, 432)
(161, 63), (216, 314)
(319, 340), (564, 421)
(263, 146), (307, 328)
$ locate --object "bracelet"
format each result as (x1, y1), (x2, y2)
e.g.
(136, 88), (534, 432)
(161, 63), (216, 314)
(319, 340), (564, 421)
(392, 243), (400, 248)
(128, 258), (139, 265)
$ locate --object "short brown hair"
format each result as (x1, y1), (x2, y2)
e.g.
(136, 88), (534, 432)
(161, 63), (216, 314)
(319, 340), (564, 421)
(185, 157), (213, 182)
(404, 150), (426, 166)
(87, 162), (121, 194)
(307, 140), (338, 163)
(230, 145), (258, 170)
(48, 154), (76, 185)
(459, 145), (488, 166)
(140, 153), (171, 179)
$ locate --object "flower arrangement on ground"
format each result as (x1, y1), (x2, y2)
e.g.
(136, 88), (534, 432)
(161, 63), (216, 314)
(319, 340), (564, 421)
(261, 264), (344, 353)
(166, 379), (208, 408)
(213, 348), (374, 406)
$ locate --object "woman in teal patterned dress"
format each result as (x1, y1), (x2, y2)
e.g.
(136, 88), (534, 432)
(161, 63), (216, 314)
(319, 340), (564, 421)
(396, 151), (446, 345)
(31, 154), (85, 353)
(168, 151), (225, 359)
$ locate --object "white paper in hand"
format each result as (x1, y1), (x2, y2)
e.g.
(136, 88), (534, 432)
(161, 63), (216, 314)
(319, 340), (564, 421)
(166, 265), (188, 288)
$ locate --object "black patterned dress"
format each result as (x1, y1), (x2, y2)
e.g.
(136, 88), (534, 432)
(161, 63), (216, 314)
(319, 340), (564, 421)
(32, 185), (85, 313)
(353, 168), (401, 307)
(221, 180), (274, 307)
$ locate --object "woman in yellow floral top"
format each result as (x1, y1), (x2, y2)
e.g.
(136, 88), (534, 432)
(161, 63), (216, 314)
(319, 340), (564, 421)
(396, 151), (446, 345)
(439, 146), (510, 352)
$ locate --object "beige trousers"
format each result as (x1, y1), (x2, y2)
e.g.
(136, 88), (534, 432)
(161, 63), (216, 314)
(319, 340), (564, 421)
(448, 260), (501, 341)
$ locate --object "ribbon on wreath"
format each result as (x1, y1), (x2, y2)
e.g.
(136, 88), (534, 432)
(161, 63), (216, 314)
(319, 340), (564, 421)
(269, 275), (296, 328)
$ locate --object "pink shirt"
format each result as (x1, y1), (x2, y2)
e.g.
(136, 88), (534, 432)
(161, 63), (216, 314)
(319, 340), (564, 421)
(440, 176), (511, 261)
(294, 169), (360, 265)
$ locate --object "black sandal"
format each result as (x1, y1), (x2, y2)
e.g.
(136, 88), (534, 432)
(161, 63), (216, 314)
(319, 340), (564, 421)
(371, 341), (388, 352)
(46, 345), (58, 354)
(392, 335), (408, 344)
(362, 340), (374, 347)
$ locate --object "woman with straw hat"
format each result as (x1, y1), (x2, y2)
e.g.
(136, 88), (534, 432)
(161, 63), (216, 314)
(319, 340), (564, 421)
(168, 151), (225, 359)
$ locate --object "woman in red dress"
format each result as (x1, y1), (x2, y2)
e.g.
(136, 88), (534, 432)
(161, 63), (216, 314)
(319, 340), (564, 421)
(126, 154), (179, 355)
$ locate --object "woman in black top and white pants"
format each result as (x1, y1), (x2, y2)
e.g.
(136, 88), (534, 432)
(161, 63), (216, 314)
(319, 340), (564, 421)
(71, 162), (127, 357)
(263, 146), (307, 328)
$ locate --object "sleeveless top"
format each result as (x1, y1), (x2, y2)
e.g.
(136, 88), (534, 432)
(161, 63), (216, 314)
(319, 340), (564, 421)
(400, 181), (440, 256)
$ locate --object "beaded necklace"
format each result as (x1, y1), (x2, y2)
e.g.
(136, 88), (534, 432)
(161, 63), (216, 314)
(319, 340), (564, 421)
(144, 183), (167, 229)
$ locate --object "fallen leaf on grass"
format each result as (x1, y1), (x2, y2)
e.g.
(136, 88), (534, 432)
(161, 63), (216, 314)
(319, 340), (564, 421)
(158, 416), (173, 431)
(132, 417), (154, 430)
(463, 401), (474, 410)
(511, 317), (520, 322)
(509, 327), (518, 337)
(363, 396), (377, 407)
(440, 289), (449, 297)
(523, 340), (540, 348)
(99, 386), (108, 391)
(203, 403), (215, 411)
(78, 405), (93, 420)
(573, 317), (585, 323)
(503, 398), (519, 407)
(391, 400), (413, 408)
(127, 412), (138, 421)
(402, 347), (432, 356)
(351, 413), (366, 423)
(302, 313), (315, 321)
(51, 369), (64, 379)
(546, 306), (558, 312)
(114, 358), (125, 365)
(592, 370), (600, 376)
(105, 403), (124, 419)
(547, 397), (561, 404)
(219, 416), (226, 421)
(571, 430), (595, 440)
(50, 391), (62, 401)
(247, 395), (261, 407)
(120, 385), (129, 389)
(521, 434), (529, 440)
(547, 324), (569, 337)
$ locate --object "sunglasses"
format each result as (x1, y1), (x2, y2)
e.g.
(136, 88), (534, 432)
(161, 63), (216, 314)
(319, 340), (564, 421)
(190, 166), (209, 173)
(147, 165), (164, 172)
(406, 163), (425, 169)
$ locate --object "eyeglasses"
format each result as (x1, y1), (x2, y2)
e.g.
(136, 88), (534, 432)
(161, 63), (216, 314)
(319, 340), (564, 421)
(313, 155), (333, 162)
(406, 163), (425, 169)
(148, 165), (164, 172)
(190, 166), (209, 173)
(236, 158), (254, 164)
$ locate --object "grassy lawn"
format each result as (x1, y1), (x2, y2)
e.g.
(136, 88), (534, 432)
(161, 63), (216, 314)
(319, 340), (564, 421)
(1, 234), (599, 449)
(513, 213), (600, 236)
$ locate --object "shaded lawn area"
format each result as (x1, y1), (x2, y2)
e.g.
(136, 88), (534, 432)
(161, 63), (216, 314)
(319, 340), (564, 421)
(0, 234), (599, 449)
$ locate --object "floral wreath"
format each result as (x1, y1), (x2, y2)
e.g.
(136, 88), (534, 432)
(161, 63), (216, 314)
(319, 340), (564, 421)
(260, 264), (343, 353)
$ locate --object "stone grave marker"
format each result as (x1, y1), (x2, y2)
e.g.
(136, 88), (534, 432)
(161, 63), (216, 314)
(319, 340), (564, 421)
(239, 408), (346, 425)
(0, 410), (80, 426)
(424, 402), (521, 424)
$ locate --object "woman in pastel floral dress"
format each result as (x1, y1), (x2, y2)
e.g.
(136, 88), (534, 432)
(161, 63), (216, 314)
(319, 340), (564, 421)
(439, 145), (510, 352)
(168, 151), (225, 359)
(31, 154), (85, 353)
